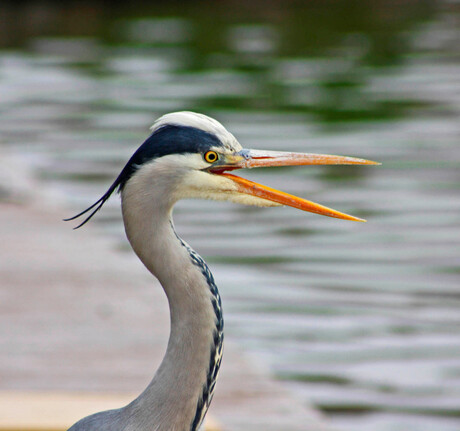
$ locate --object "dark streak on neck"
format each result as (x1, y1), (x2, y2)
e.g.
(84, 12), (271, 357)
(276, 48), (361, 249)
(170, 222), (224, 431)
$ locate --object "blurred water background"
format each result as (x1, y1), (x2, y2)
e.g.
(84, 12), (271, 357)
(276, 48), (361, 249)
(1, 1), (460, 430)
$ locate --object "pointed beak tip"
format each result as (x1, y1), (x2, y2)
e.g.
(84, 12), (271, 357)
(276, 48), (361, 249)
(349, 158), (380, 166)
(339, 214), (367, 223)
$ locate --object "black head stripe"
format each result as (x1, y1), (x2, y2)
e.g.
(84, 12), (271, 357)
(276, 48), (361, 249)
(117, 125), (224, 191)
(64, 125), (224, 228)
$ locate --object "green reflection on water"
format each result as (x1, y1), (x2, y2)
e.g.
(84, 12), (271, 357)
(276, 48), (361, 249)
(0, 0), (441, 126)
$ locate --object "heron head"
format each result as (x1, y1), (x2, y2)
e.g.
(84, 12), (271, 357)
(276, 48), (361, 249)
(66, 111), (378, 228)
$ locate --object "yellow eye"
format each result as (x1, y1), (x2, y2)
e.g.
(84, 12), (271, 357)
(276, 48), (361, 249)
(204, 151), (219, 163)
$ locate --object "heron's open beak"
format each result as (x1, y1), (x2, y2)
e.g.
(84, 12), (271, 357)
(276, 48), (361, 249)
(212, 150), (379, 222)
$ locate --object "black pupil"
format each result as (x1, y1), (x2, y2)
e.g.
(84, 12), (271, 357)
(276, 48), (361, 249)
(208, 152), (216, 161)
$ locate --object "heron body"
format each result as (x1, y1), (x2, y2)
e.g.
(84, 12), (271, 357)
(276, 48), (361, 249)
(66, 112), (377, 431)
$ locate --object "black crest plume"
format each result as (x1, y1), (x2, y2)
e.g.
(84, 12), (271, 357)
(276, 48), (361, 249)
(64, 125), (223, 229)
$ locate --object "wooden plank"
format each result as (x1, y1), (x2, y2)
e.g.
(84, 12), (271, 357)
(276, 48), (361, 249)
(0, 392), (221, 431)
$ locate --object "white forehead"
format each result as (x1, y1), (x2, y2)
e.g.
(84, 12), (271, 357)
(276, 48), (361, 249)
(150, 111), (242, 152)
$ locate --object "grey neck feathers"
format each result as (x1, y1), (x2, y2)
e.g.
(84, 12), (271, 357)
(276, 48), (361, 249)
(119, 171), (224, 431)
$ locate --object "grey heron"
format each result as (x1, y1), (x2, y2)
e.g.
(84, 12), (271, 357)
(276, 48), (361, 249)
(65, 112), (377, 431)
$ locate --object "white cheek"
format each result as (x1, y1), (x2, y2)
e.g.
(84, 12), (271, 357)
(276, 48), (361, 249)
(126, 154), (280, 209)
(176, 170), (239, 197)
(160, 153), (209, 171)
(183, 153), (211, 170)
(176, 170), (281, 208)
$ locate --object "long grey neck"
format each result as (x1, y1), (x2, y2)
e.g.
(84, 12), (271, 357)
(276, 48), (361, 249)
(120, 184), (223, 431)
